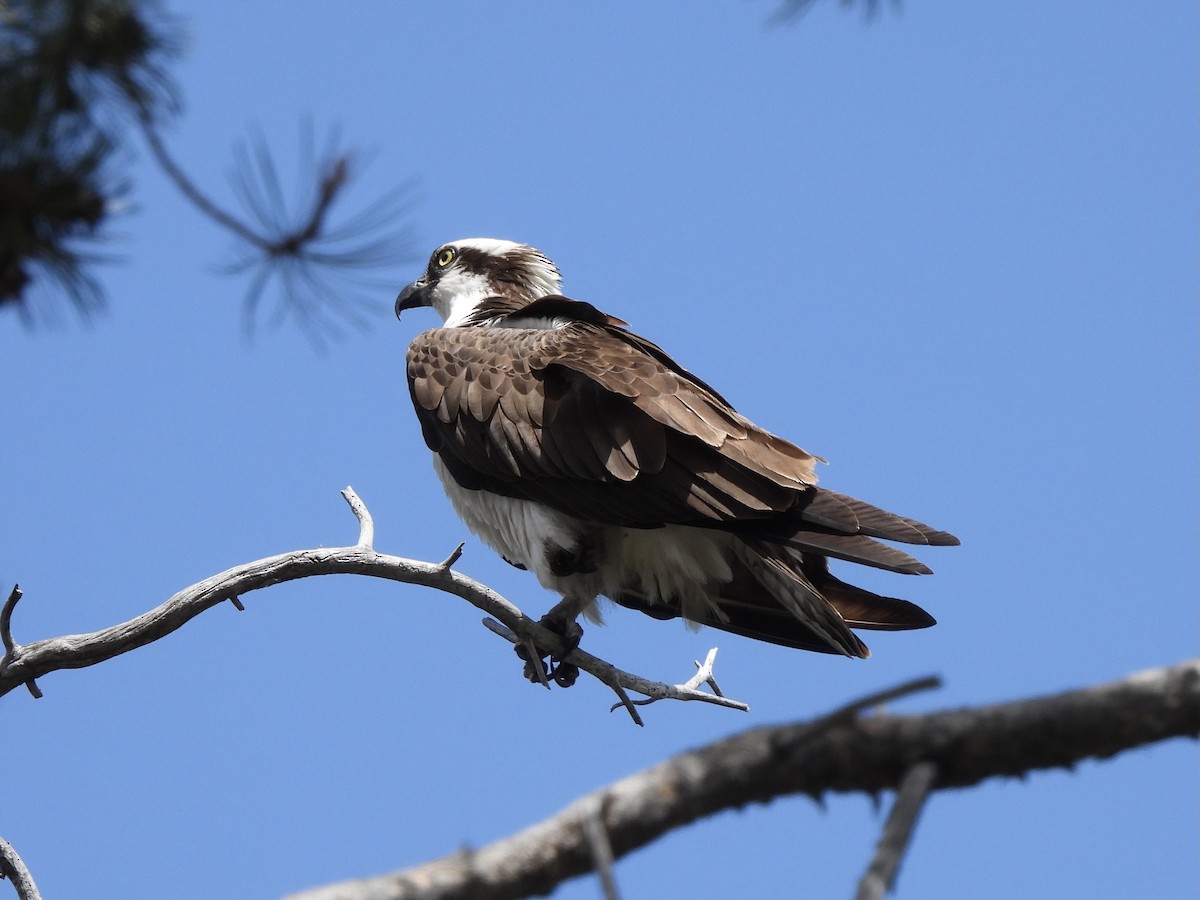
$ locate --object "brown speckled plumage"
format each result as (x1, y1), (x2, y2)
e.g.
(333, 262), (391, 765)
(396, 240), (958, 657)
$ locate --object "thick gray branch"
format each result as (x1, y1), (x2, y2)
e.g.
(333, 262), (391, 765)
(286, 659), (1200, 900)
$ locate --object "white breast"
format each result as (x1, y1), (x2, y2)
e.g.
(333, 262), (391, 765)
(431, 454), (736, 626)
(432, 455), (585, 582)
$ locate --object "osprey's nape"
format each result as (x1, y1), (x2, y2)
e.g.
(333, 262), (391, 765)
(395, 239), (957, 664)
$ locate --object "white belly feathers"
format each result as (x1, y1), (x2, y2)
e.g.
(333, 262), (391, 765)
(431, 455), (733, 625)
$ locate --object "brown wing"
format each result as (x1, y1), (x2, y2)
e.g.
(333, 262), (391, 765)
(406, 298), (958, 563)
(409, 318), (812, 510)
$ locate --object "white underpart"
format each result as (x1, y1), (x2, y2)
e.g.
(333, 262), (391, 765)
(609, 527), (735, 627)
(432, 456), (734, 626)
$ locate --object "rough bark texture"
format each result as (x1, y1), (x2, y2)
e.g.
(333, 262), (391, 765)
(0, 837), (41, 900)
(286, 659), (1200, 900)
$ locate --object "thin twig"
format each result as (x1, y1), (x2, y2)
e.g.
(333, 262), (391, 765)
(604, 676), (645, 727)
(750, 674), (941, 756)
(580, 797), (621, 900)
(685, 648), (720, 692)
(0, 837), (43, 900)
(1, 585), (22, 654)
(340, 486), (374, 549)
(436, 543), (464, 573)
(625, 648), (749, 712)
(855, 761), (939, 900)
(1, 586), (41, 698)
(481, 618), (517, 642)
(820, 675), (943, 726)
(694, 652), (727, 698)
(483, 615), (746, 714)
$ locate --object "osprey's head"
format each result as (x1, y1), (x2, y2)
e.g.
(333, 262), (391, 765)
(395, 238), (563, 326)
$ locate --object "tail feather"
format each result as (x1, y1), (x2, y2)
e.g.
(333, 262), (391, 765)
(799, 489), (960, 546)
(795, 550), (936, 631)
(775, 529), (933, 575)
(733, 487), (958, 576)
(735, 539), (869, 657)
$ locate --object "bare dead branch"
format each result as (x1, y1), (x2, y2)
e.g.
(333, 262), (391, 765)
(693, 649), (725, 697)
(0, 489), (745, 716)
(603, 674), (644, 726)
(1, 586), (42, 698)
(0, 586), (22, 654)
(483, 616), (747, 714)
(435, 543), (464, 572)
(576, 649), (749, 712)
(856, 761), (939, 900)
(684, 648), (720, 692)
(340, 486), (374, 549)
(622, 647), (750, 716)
(286, 660), (1200, 900)
(0, 837), (42, 900)
(808, 675), (943, 732)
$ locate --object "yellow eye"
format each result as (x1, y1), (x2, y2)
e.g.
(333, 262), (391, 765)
(435, 247), (456, 268)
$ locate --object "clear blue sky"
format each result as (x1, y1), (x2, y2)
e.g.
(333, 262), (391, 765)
(3, 2), (1196, 898)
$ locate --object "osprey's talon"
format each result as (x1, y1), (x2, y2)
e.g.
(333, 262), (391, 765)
(538, 613), (584, 654)
(550, 661), (579, 687)
(513, 613), (585, 688)
(522, 656), (549, 685)
(541, 614), (583, 688)
(516, 641), (550, 686)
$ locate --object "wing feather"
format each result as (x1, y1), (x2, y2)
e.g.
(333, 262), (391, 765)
(496, 391), (554, 477)
(405, 307), (956, 559)
(439, 364), (467, 425)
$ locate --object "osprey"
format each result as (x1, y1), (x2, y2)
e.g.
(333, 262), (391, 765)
(395, 238), (957, 666)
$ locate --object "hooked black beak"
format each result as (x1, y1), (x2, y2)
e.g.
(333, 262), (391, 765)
(394, 277), (430, 320)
